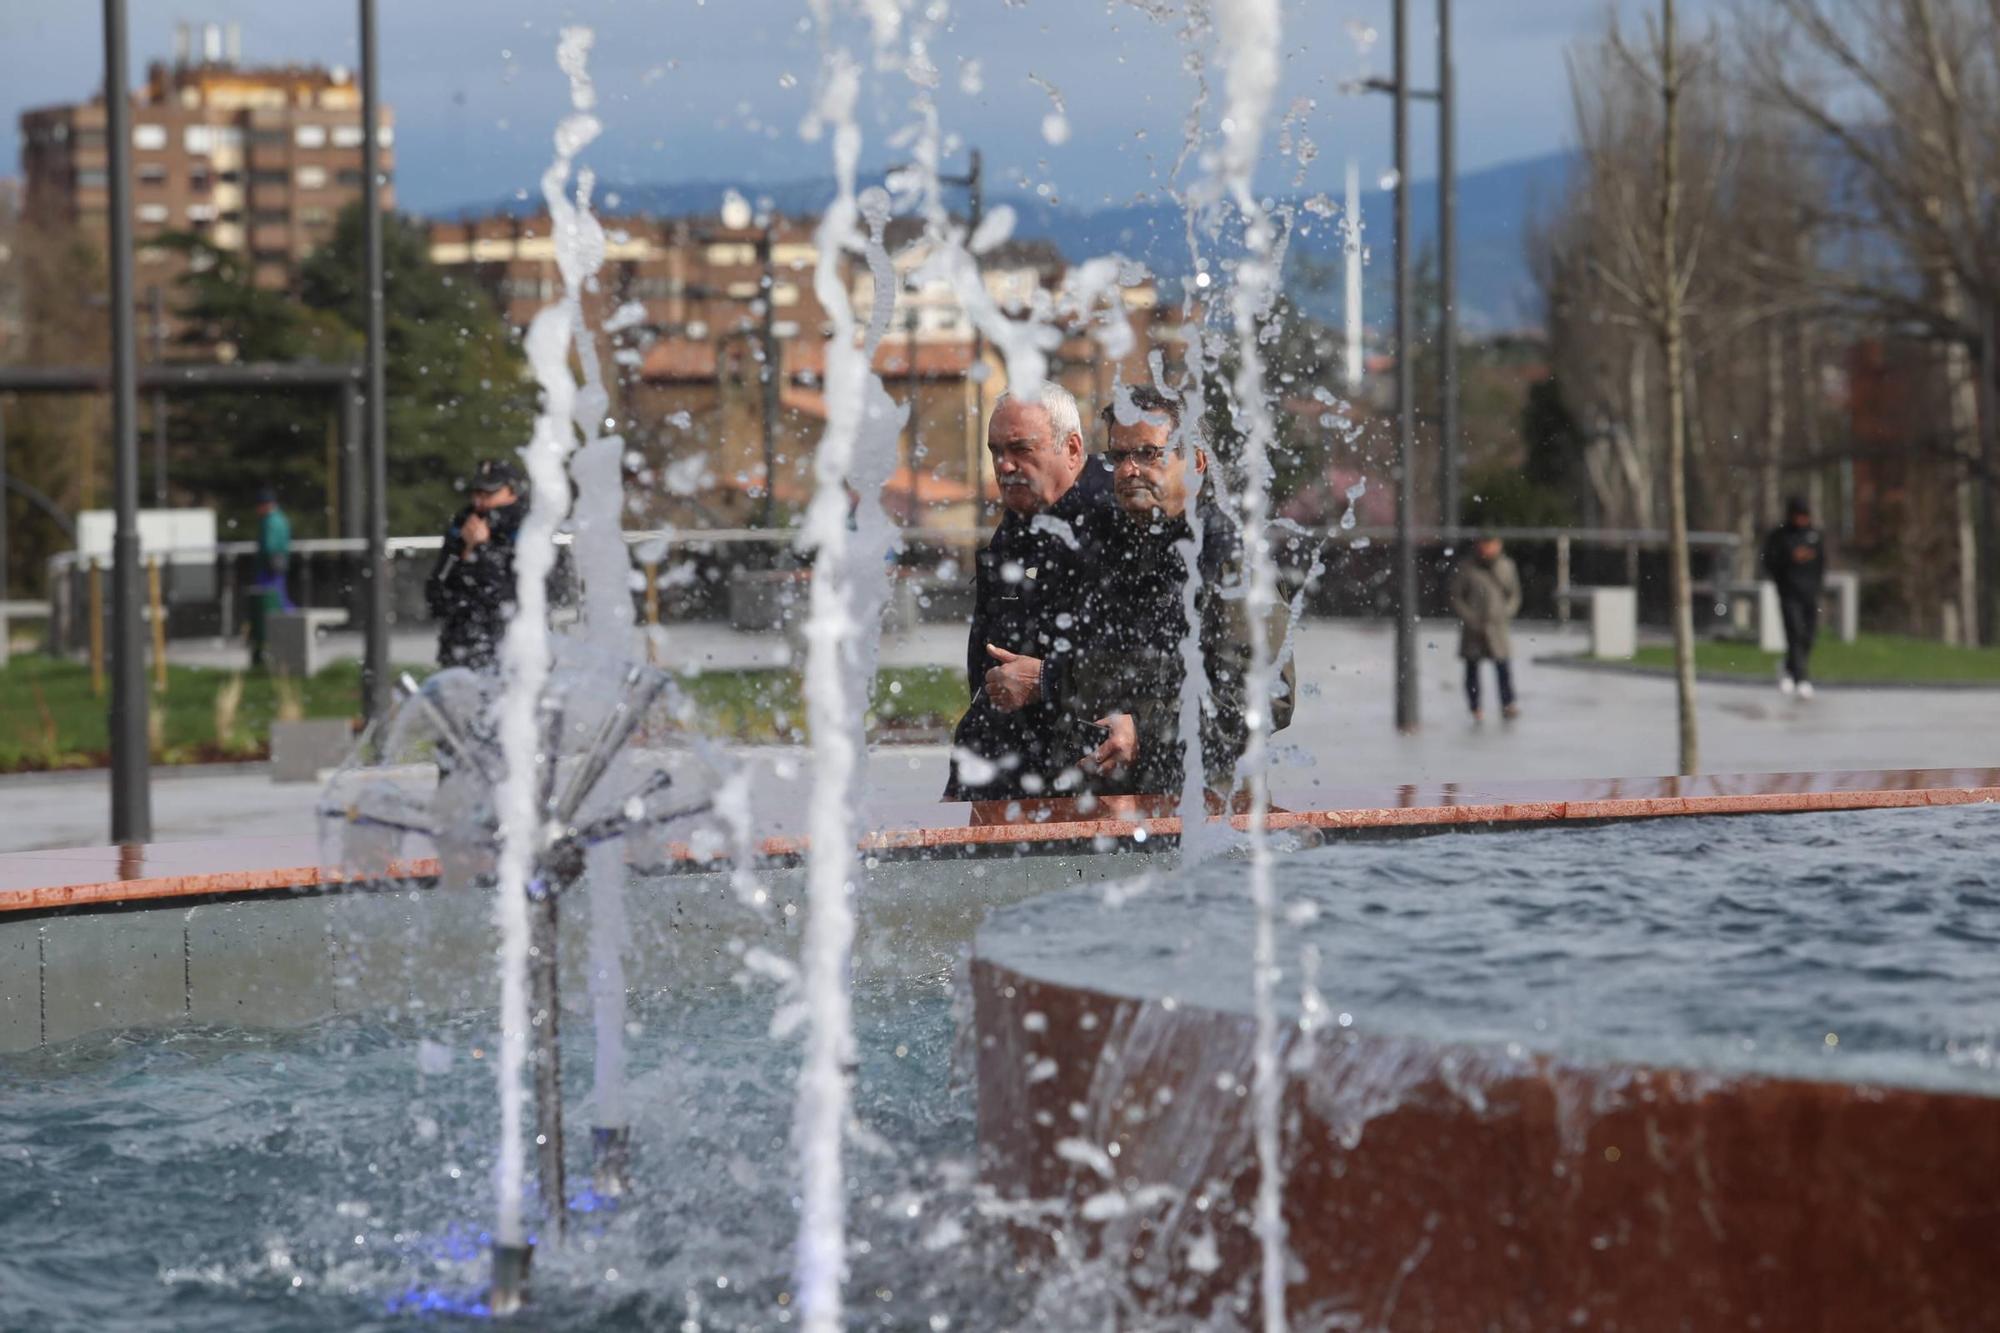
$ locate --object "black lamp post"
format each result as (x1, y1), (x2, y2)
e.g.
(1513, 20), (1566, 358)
(103, 0), (152, 841)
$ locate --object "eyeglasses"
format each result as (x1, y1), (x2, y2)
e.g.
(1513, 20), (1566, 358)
(1109, 446), (1177, 469)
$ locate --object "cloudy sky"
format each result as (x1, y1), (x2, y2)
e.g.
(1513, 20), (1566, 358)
(1, 1), (1718, 215)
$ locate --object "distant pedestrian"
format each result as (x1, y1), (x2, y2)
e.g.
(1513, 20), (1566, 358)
(426, 458), (527, 672)
(1763, 495), (1825, 699)
(248, 486), (293, 669)
(1450, 533), (1522, 721)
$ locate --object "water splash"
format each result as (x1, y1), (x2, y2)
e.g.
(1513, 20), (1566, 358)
(793, 8), (912, 1326)
(490, 23), (603, 1250)
(1211, 0), (1289, 1327)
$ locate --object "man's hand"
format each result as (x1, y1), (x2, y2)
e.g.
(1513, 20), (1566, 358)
(461, 513), (491, 550)
(1085, 713), (1139, 775)
(982, 643), (1042, 712)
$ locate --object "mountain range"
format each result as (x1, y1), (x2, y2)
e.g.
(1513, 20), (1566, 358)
(441, 149), (1573, 334)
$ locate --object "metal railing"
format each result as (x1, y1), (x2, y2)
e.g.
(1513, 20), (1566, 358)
(36, 523), (1749, 657)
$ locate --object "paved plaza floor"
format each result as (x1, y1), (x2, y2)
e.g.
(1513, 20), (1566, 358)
(5, 618), (1997, 853)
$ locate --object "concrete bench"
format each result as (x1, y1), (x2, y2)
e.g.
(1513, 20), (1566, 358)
(267, 607), (350, 678)
(1701, 576), (1858, 650)
(1558, 586), (1637, 660)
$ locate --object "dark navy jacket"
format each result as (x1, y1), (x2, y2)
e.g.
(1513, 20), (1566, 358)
(943, 457), (1116, 800)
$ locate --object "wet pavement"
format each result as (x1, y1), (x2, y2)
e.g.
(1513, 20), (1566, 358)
(5, 618), (1997, 854)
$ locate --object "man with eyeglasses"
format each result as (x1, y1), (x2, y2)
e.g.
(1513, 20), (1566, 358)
(1061, 384), (1295, 797)
(942, 382), (1116, 800)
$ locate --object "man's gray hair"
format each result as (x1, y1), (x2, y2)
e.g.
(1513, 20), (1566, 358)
(997, 380), (1083, 446)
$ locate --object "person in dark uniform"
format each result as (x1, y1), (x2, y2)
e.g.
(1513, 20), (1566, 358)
(942, 383), (1115, 801)
(425, 458), (527, 671)
(1763, 495), (1826, 698)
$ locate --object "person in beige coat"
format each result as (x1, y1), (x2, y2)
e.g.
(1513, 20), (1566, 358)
(1450, 534), (1522, 721)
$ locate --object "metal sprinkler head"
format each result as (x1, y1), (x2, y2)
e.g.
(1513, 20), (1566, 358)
(488, 1241), (533, 1316)
(317, 661), (720, 1311)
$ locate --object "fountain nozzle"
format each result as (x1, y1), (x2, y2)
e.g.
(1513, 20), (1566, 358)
(591, 1124), (633, 1198)
(488, 1241), (533, 1316)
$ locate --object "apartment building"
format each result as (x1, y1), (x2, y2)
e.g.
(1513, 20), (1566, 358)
(18, 24), (394, 309)
(430, 206), (1183, 530)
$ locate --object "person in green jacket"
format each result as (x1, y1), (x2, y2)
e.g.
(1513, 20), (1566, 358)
(248, 487), (293, 669)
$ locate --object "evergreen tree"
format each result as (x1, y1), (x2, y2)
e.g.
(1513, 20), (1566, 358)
(168, 203), (534, 537)
(298, 206), (535, 534)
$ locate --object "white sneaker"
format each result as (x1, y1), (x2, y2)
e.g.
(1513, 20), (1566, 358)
(1779, 675), (1796, 696)
(1798, 681), (1815, 700)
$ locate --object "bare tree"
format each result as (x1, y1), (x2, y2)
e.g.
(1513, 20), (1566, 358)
(1553, 3), (1722, 772)
(1737, 0), (2000, 640)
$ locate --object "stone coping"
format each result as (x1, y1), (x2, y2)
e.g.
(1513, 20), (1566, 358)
(1, 766), (1995, 918)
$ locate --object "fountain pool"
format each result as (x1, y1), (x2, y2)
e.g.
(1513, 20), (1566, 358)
(3, 801), (1996, 1329)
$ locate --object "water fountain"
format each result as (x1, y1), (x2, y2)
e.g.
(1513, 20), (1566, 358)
(9, 6), (2000, 1331)
(320, 662), (708, 1310)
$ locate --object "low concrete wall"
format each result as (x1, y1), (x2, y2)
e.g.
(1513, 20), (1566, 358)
(0, 848), (1156, 1054)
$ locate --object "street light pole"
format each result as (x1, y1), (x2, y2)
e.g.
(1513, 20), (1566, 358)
(754, 226), (781, 531)
(360, 0), (390, 720)
(0, 400), (9, 670)
(150, 284), (168, 507)
(104, 0), (153, 841)
(1393, 0), (1419, 732)
(1438, 0), (1460, 536)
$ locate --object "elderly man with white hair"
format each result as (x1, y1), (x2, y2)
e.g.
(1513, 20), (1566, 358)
(943, 380), (1117, 801)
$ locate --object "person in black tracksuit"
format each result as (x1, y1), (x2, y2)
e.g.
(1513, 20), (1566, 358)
(1762, 495), (1826, 695)
(425, 459), (528, 672)
(943, 388), (1116, 801)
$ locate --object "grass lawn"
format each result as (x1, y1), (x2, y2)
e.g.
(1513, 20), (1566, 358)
(0, 656), (966, 773)
(1627, 633), (2000, 684)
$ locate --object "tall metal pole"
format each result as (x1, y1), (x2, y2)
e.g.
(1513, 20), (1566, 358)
(341, 379), (365, 540)
(963, 150), (987, 516)
(0, 401), (10, 670)
(104, 0), (153, 841)
(1437, 0), (1460, 535)
(360, 0), (391, 719)
(755, 226), (780, 531)
(1393, 0), (1419, 732)
(150, 284), (167, 507)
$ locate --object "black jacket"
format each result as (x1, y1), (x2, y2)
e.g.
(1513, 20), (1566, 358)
(1762, 522), (1825, 601)
(943, 457), (1116, 800)
(425, 499), (526, 671)
(1061, 501), (1295, 796)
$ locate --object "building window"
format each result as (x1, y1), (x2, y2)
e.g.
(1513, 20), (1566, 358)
(250, 170), (288, 188)
(133, 124), (167, 151)
(332, 124), (365, 149)
(75, 129), (105, 150)
(137, 203), (170, 223)
(184, 125), (213, 155)
(294, 124), (327, 148)
(190, 170), (213, 192)
(76, 169), (108, 188)
(251, 209), (288, 226)
(187, 203), (218, 222)
(300, 206), (331, 226)
(138, 163), (169, 186)
(218, 170), (241, 184)
(336, 168), (365, 188)
(248, 128), (288, 147)
(297, 166), (328, 190)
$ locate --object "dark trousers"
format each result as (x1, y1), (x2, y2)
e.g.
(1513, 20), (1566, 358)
(1465, 657), (1515, 713)
(1780, 593), (1819, 684)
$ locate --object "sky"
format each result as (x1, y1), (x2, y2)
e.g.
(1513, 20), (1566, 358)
(0, 0), (1721, 217)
